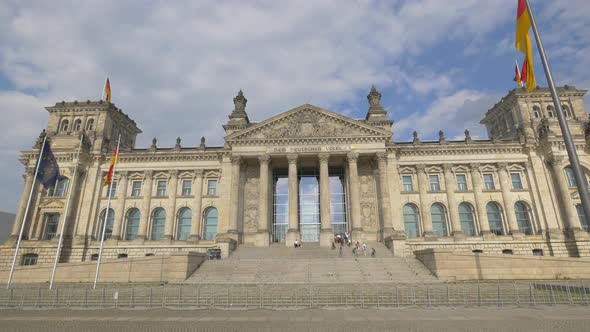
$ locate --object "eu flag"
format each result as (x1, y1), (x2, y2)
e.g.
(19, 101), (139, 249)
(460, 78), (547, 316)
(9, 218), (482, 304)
(36, 139), (60, 189)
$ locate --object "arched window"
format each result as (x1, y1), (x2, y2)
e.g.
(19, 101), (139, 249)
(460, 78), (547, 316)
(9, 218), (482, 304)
(459, 203), (476, 236)
(431, 203), (448, 237)
(98, 208), (115, 240)
(564, 167), (576, 187)
(86, 118), (95, 131)
(44, 213), (60, 240)
(532, 106), (540, 119)
(48, 177), (69, 197)
(546, 105), (555, 118)
(150, 208), (166, 240)
(486, 202), (505, 236)
(21, 253), (38, 266)
(60, 119), (69, 132)
(124, 208), (140, 240)
(562, 105), (571, 118)
(73, 119), (82, 131)
(403, 204), (420, 238)
(576, 204), (589, 231)
(203, 207), (218, 240)
(176, 207), (192, 240)
(515, 202), (533, 235)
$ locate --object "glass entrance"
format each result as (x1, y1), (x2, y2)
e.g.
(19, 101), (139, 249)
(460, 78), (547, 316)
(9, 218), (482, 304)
(272, 169), (289, 242)
(299, 168), (320, 242)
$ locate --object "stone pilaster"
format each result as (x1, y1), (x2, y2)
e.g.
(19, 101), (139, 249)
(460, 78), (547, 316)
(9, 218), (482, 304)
(227, 155), (241, 240)
(498, 162), (522, 238)
(189, 169), (204, 242)
(10, 168), (35, 241)
(256, 154), (271, 247)
(347, 152), (363, 240)
(163, 170), (178, 240)
(376, 153), (394, 238)
(111, 171), (128, 240)
(548, 156), (583, 231)
(319, 153), (333, 246)
(469, 164), (492, 238)
(285, 154), (300, 246)
(443, 164), (463, 239)
(138, 170), (154, 240)
(416, 164), (434, 238)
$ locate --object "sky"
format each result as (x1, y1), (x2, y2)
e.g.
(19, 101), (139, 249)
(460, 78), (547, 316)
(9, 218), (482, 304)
(1, 0), (590, 213)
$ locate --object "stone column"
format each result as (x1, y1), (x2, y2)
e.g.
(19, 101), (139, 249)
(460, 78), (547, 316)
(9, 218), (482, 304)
(347, 153), (363, 240)
(285, 154), (300, 246)
(138, 170), (154, 240)
(189, 169), (204, 241)
(163, 170), (179, 240)
(319, 153), (333, 246)
(111, 171), (128, 240)
(256, 154), (271, 247)
(498, 162), (521, 237)
(416, 164), (434, 238)
(443, 164), (463, 238)
(376, 153), (394, 238)
(470, 163), (491, 237)
(10, 168), (35, 240)
(227, 155), (241, 238)
(548, 157), (582, 230)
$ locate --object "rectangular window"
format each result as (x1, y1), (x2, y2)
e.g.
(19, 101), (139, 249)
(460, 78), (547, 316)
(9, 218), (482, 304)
(182, 179), (192, 196)
(108, 181), (118, 197)
(21, 254), (38, 266)
(511, 173), (523, 189)
(207, 179), (217, 196)
(131, 181), (142, 197)
(456, 174), (468, 191)
(156, 180), (167, 196)
(483, 174), (495, 190)
(402, 175), (413, 192)
(429, 175), (440, 191)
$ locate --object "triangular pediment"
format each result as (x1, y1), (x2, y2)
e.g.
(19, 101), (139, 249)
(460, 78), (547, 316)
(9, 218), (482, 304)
(225, 104), (391, 143)
(39, 198), (65, 209)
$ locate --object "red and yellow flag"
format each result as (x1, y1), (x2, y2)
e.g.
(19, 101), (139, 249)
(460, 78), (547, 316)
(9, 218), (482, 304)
(104, 78), (112, 102)
(514, 60), (522, 87)
(103, 147), (119, 187)
(515, 0), (536, 92)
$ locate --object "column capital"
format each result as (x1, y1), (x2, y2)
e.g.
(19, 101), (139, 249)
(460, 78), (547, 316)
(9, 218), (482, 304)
(118, 170), (129, 179)
(24, 167), (35, 178)
(416, 163), (426, 174)
(346, 152), (359, 163)
(375, 152), (388, 163)
(318, 153), (330, 164)
(169, 170), (179, 178)
(230, 155), (242, 165)
(258, 154), (271, 165)
(469, 163), (481, 173)
(287, 154), (298, 164)
(546, 155), (565, 167)
(194, 169), (204, 178)
(442, 164), (453, 173)
(143, 170), (154, 179)
(497, 162), (510, 172)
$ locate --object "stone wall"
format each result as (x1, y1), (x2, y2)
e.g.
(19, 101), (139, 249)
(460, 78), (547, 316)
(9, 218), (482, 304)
(415, 248), (590, 281)
(0, 252), (206, 284)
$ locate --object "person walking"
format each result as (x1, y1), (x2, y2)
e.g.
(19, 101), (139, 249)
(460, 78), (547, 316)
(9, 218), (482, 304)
(371, 248), (376, 258)
(338, 244), (343, 257)
(362, 242), (367, 256)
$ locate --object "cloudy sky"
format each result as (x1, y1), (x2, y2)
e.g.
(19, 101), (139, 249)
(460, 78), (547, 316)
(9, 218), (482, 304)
(1, 0), (589, 213)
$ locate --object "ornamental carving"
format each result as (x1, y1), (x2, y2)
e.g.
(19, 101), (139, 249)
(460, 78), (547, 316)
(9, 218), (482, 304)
(194, 169), (204, 178)
(358, 161), (377, 229)
(318, 153), (330, 164)
(230, 155), (242, 165)
(243, 165), (259, 233)
(415, 164), (426, 174)
(258, 154), (271, 164)
(287, 154), (298, 164)
(346, 152), (359, 163)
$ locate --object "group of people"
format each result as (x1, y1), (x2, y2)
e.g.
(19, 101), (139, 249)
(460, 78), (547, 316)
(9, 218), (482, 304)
(334, 232), (352, 246)
(333, 237), (376, 258)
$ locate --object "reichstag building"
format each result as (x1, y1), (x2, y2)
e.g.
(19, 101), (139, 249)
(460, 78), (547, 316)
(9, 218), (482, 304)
(2, 85), (590, 267)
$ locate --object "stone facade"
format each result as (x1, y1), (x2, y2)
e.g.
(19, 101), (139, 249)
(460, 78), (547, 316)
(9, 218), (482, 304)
(3, 85), (590, 273)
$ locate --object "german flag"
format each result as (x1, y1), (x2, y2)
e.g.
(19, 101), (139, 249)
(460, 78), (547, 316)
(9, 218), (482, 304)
(103, 147), (119, 187)
(104, 78), (112, 102)
(515, 0), (536, 92)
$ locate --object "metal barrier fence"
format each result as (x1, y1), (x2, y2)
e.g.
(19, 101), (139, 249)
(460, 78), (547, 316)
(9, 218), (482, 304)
(0, 281), (589, 309)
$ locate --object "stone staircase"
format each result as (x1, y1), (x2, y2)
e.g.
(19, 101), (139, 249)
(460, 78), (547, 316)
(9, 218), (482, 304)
(185, 242), (439, 284)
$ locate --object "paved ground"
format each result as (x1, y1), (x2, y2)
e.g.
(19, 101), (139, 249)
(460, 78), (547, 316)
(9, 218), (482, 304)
(0, 307), (588, 331)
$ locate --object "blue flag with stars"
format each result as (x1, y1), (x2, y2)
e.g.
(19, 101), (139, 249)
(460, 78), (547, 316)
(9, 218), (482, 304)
(36, 139), (60, 189)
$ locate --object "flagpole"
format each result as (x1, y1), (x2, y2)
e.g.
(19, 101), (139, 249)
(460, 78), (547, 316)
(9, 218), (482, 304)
(49, 134), (84, 290)
(93, 134), (121, 289)
(7, 135), (47, 289)
(525, 0), (590, 229)
(514, 60), (522, 87)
